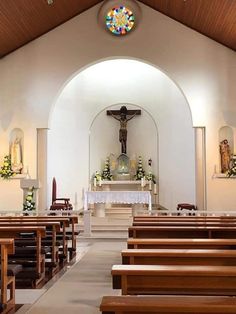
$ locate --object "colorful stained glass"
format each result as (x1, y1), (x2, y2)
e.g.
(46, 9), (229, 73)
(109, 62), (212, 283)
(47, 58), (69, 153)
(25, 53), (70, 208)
(106, 6), (135, 35)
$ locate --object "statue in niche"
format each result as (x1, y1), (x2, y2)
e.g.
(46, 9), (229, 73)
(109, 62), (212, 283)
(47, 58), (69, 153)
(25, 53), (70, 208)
(107, 106), (141, 154)
(219, 139), (231, 173)
(10, 132), (23, 174)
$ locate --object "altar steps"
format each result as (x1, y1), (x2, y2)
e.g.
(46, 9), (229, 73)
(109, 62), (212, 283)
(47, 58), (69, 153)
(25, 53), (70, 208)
(78, 216), (131, 239)
(105, 207), (133, 218)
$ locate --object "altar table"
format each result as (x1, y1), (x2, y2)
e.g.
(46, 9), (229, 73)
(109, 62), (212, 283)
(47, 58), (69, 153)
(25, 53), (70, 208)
(84, 191), (152, 212)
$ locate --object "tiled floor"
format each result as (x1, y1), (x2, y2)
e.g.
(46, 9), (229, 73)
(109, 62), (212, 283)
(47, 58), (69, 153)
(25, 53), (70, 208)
(15, 237), (126, 313)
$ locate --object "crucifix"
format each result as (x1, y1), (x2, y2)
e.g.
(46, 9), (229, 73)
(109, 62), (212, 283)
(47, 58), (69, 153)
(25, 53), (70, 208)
(107, 106), (141, 154)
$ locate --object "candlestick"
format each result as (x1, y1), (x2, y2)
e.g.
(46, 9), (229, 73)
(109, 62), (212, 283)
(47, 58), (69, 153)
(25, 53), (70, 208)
(93, 177), (97, 187)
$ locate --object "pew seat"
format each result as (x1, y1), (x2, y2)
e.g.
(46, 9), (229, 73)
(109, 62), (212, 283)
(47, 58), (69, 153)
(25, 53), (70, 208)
(127, 238), (236, 249)
(122, 249), (236, 265)
(100, 295), (236, 313)
(128, 225), (236, 239)
(5, 264), (23, 276)
(112, 264), (236, 295)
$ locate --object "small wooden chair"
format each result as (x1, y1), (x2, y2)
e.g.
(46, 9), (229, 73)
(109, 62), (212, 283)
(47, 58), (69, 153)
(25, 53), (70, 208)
(177, 203), (197, 215)
(50, 178), (73, 211)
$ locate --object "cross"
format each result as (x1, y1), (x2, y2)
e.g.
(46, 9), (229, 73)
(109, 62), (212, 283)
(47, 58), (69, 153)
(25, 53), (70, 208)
(107, 106), (141, 154)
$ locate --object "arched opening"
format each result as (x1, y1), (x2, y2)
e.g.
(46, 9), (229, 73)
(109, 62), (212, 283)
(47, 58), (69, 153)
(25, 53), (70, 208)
(47, 58), (195, 211)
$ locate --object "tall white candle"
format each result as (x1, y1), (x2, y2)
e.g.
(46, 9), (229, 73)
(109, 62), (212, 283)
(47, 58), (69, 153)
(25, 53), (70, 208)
(141, 177), (144, 187)
(99, 177), (102, 187)
(154, 183), (157, 194)
(93, 177), (97, 187)
(143, 177), (146, 187)
(149, 180), (152, 190)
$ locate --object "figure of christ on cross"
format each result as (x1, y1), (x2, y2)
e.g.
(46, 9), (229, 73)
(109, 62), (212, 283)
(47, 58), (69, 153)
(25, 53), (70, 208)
(107, 106), (141, 154)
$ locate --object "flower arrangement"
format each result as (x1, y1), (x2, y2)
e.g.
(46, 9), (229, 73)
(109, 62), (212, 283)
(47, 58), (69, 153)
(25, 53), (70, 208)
(145, 172), (156, 184)
(0, 155), (15, 179)
(227, 158), (236, 177)
(135, 156), (145, 180)
(23, 186), (36, 211)
(101, 157), (113, 181)
(93, 171), (102, 187)
(94, 171), (102, 182)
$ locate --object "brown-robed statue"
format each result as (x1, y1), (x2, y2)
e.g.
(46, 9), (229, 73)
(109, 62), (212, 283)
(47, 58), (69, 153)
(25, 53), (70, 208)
(220, 139), (231, 173)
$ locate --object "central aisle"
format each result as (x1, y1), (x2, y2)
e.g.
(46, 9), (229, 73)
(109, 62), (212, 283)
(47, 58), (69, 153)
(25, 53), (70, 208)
(23, 240), (126, 314)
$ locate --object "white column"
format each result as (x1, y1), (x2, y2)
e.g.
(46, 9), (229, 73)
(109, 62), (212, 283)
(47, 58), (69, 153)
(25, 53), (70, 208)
(195, 127), (207, 211)
(37, 128), (49, 210)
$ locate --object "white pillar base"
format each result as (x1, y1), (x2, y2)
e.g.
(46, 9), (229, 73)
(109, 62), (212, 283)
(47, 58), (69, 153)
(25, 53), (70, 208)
(83, 210), (92, 236)
(94, 203), (106, 218)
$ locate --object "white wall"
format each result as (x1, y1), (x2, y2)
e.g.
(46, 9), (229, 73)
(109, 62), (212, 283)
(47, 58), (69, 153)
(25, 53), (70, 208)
(48, 60), (194, 210)
(89, 103), (158, 179)
(0, 1), (236, 210)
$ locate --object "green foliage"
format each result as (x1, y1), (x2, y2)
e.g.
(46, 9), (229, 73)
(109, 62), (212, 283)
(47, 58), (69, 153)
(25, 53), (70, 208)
(23, 186), (36, 211)
(227, 159), (236, 177)
(94, 171), (102, 181)
(135, 156), (145, 180)
(0, 155), (15, 179)
(145, 172), (156, 184)
(101, 157), (113, 180)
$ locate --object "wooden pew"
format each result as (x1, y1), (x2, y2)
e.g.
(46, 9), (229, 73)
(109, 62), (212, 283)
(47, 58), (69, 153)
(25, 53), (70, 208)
(0, 238), (15, 314)
(0, 226), (46, 288)
(133, 216), (236, 222)
(122, 248), (236, 265)
(133, 221), (236, 226)
(0, 216), (78, 260)
(0, 218), (67, 264)
(0, 221), (60, 266)
(111, 264), (236, 295)
(100, 295), (236, 313)
(127, 238), (236, 249)
(128, 225), (236, 238)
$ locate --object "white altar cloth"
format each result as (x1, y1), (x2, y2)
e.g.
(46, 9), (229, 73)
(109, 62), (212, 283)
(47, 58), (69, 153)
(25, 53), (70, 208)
(84, 190), (152, 211)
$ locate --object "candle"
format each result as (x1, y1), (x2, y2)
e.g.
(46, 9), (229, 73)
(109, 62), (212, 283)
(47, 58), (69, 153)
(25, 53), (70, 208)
(141, 177), (144, 187)
(93, 177), (97, 187)
(149, 180), (152, 190)
(154, 183), (157, 195)
(99, 178), (102, 187)
(143, 177), (146, 187)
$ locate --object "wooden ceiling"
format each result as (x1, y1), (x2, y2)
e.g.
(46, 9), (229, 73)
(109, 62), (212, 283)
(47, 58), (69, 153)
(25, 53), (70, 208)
(0, 0), (236, 58)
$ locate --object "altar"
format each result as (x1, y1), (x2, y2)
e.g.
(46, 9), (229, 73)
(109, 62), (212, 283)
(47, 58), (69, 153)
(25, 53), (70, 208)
(83, 190), (152, 235)
(97, 180), (142, 191)
(91, 179), (157, 217)
(84, 190), (152, 211)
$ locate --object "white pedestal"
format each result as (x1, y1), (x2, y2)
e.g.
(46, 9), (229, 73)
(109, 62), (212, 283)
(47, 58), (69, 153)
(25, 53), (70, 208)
(132, 203), (146, 215)
(83, 210), (92, 236)
(94, 203), (106, 218)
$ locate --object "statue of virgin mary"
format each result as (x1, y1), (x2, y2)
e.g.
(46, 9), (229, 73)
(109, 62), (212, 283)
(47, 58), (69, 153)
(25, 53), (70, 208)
(10, 137), (23, 173)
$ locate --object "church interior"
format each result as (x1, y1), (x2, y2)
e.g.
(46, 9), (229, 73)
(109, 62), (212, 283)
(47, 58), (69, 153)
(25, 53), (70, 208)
(1, 0), (236, 313)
